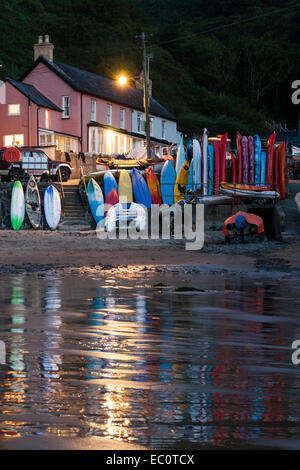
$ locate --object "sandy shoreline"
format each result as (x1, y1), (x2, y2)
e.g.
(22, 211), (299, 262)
(0, 230), (299, 275)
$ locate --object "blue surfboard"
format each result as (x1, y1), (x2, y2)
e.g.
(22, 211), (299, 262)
(87, 178), (104, 226)
(160, 160), (176, 205)
(254, 135), (262, 185)
(208, 144), (214, 195)
(176, 135), (186, 175)
(104, 171), (118, 199)
(186, 159), (194, 195)
(260, 151), (267, 185)
(131, 168), (152, 208)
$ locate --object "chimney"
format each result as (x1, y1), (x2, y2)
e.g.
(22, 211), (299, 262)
(34, 35), (54, 62)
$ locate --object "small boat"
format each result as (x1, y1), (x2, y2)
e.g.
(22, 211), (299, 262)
(221, 182), (273, 192)
(104, 202), (147, 232)
(220, 187), (279, 199)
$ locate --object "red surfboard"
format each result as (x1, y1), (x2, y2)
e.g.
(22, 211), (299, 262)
(242, 136), (249, 183)
(274, 145), (280, 192)
(220, 133), (228, 183)
(146, 167), (162, 205)
(214, 141), (220, 195)
(278, 141), (286, 199)
(266, 132), (276, 185)
(236, 132), (243, 184)
(105, 188), (119, 217)
(248, 136), (255, 184)
(230, 153), (237, 183)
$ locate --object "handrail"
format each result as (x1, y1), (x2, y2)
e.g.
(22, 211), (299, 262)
(80, 166), (89, 210)
(58, 167), (65, 216)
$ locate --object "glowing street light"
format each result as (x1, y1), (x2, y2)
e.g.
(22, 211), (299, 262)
(118, 75), (127, 86)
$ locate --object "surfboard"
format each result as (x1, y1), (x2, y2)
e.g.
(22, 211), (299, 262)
(192, 139), (201, 192)
(266, 132), (276, 185)
(132, 168), (152, 208)
(186, 159), (194, 195)
(103, 171), (118, 199)
(105, 188), (119, 217)
(214, 140), (220, 195)
(274, 145), (280, 192)
(230, 153), (237, 183)
(220, 133), (228, 184)
(118, 170), (133, 203)
(278, 141), (286, 199)
(160, 160), (176, 205)
(25, 175), (41, 229)
(44, 185), (62, 230)
(87, 178), (104, 226)
(254, 135), (261, 185)
(146, 167), (162, 205)
(10, 180), (25, 230)
(202, 128), (208, 195)
(261, 151), (267, 185)
(174, 161), (190, 203)
(176, 134), (186, 175)
(248, 136), (255, 184)
(242, 136), (249, 183)
(208, 144), (214, 195)
(236, 132), (243, 184)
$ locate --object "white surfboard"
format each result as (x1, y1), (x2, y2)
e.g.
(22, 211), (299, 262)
(192, 139), (201, 192)
(44, 185), (61, 229)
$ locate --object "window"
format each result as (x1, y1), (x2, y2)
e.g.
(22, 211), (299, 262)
(4, 134), (24, 146)
(62, 96), (70, 118)
(120, 108), (125, 129)
(137, 113), (142, 133)
(162, 120), (166, 139)
(8, 104), (20, 116)
(150, 117), (154, 136)
(54, 134), (78, 152)
(91, 100), (96, 121)
(45, 109), (50, 129)
(106, 104), (112, 125)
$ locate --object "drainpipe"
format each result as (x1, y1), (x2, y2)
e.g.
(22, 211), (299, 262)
(80, 92), (83, 152)
(28, 99), (31, 146)
(37, 107), (41, 146)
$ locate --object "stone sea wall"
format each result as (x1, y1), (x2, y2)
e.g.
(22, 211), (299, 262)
(0, 182), (63, 230)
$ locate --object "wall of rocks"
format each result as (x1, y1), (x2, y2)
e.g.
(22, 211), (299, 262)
(0, 182), (63, 230)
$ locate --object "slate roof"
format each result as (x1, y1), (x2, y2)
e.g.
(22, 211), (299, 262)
(7, 78), (62, 111)
(20, 56), (177, 122)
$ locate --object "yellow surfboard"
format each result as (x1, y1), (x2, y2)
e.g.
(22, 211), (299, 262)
(174, 161), (190, 203)
(118, 170), (133, 203)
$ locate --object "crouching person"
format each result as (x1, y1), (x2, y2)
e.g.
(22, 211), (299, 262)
(223, 211), (264, 243)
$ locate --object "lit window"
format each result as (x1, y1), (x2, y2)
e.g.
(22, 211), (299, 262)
(106, 104), (112, 125)
(8, 104), (20, 116)
(4, 134), (24, 146)
(162, 120), (166, 139)
(120, 108), (125, 129)
(91, 100), (96, 121)
(62, 96), (70, 118)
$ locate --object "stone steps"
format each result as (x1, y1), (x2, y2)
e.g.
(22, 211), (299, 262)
(58, 184), (92, 231)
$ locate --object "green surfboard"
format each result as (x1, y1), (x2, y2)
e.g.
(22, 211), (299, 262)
(10, 181), (25, 230)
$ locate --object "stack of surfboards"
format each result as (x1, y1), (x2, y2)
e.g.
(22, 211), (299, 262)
(10, 176), (62, 230)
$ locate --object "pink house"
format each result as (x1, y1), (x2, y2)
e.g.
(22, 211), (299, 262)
(0, 35), (179, 155)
